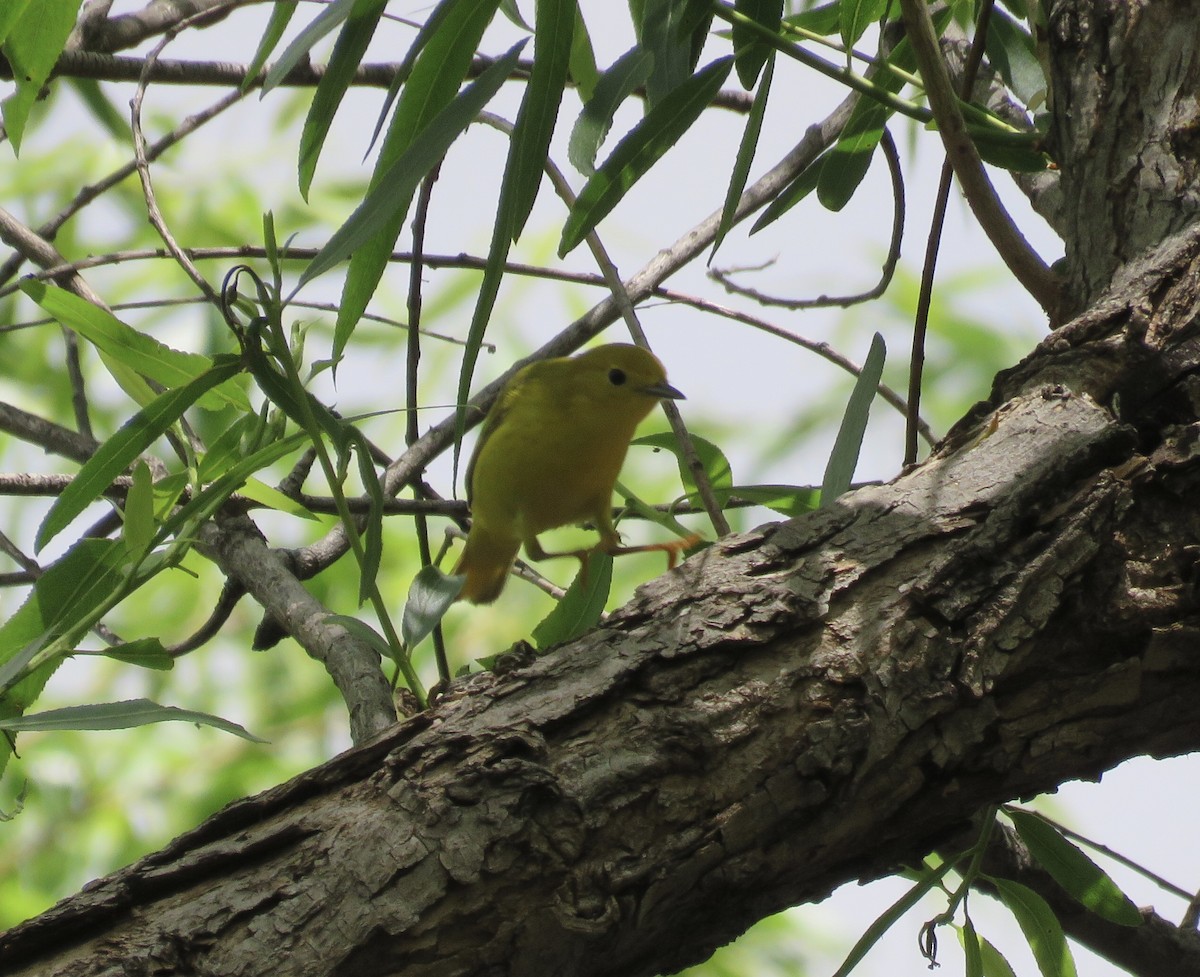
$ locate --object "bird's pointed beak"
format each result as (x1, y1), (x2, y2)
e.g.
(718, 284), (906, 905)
(641, 380), (685, 400)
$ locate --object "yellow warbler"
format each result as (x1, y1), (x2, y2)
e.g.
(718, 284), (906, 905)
(455, 343), (691, 604)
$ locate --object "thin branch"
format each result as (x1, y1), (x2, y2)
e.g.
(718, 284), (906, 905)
(0, 400), (99, 463)
(653, 288), (936, 446)
(709, 127), (906, 311)
(897, 0), (1062, 318)
(905, 1), (999, 468)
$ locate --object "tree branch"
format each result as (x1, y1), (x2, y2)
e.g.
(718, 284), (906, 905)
(6, 222), (1200, 977)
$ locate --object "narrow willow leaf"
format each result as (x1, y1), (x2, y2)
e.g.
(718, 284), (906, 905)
(632, 0), (695, 106)
(0, 0), (81, 151)
(985, 8), (1046, 106)
(19, 281), (250, 412)
(234, 478), (320, 520)
(122, 461), (155, 557)
(328, 614), (397, 663)
(732, 0), (782, 89)
(262, 0), (359, 93)
(568, 5), (600, 101)
(0, 540), (128, 696)
(243, 0), (297, 90)
(978, 932), (1019, 977)
(841, 0), (889, 51)
(712, 53), (773, 258)
(568, 47), (655, 176)
(559, 56), (733, 255)
(92, 638), (174, 670)
(298, 0), (385, 197)
(1009, 810), (1143, 926)
(532, 552), (612, 649)
(993, 877), (1078, 977)
(507, 0), (577, 240)
(37, 357), (244, 552)
(970, 127), (1050, 172)
(783, 2), (841, 35)
(67, 77), (130, 140)
(749, 153), (827, 233)
(821, 332), (885, 505)
(632, 431), (734, 504)
(304, 40), (523, 286)
(959, 919), (983, 977)
(0, 699), (266, 742)
(726, 483), (819, 516)
(354, 438), (385, 605)
(402, 565), (464, 648)
(332, 0), (500, 356)
(831, 859), (957, 977)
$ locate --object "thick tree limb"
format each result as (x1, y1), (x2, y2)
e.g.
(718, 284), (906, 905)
(5, 223), (1200, 977)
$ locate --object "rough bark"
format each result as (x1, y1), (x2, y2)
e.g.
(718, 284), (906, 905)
(5, 223), (1200, 976)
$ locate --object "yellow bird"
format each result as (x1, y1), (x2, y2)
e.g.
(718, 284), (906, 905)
(455, 343), (692, 604)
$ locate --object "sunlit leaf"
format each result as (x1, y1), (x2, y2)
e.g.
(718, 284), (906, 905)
(1008, 810), (1143, 926)
(992, 877), (1078, 977)
(841, 0), (888, 51)
(122, 461), (156, 557)
(0, 0), (82, 151)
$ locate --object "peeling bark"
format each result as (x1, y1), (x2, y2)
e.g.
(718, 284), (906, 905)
(5, 225), (1200, 977)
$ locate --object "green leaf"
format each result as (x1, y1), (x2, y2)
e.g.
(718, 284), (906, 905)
(985, 8), (1046, 106)
(1008, 810), (1143, 926)
(67, 77), (131, 141)
(332, 0), (500, 355)
(327, 614), (397, 663)
(992, 877), (1078, 977)
(0, 0), (33, 44)
(732, 0), (782, 89)
(234, 478), (320, 520)
(727, 483), (819, 516)
(631, 431), (733, 504)
(821, 332), (885, 505)
(402, 565), (464, 648)
(262, 0), (361, 93)
(19, 281), (250, 412)
(0, 0), (83, 151)
(507, 0), (577, 241)
(960, 918), (983, 977)
(243, 0), (298, 90)
(568, 5), (600, 101)
(632, 0), (696, 106)
(92, 638), (174, 671)
(0, 540), (128, 699)
(122, 461), (156, 557)
(831, 859), (957, 977)
(970, 127), (1050, 172)
(749, 152), (827, 233)
(354, 438), (385, 605)
(532, 552), (612, 649)
(977, 932), (1019, 977)
(783, 2), (841, 35)
(298, 0), (385, 197)
(0, 699), (266, 742)
(36, 356), (243, 552)
(559, 56), (733, 255)
(711, 53), (773, 257)
(568, 46), (655, 176)
(304, 39), (522, 287)
(841, 0), (888, 51)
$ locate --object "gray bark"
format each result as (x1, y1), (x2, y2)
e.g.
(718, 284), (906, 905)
(5, 222), (1200, 976)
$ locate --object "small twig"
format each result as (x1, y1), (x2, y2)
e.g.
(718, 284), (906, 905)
(653, 288), (936, 445)
(407, 161), (452, 686)
(905, 0), (995, 468)
(0, 88), (246, 289)
(167, 578), (244, 658)
(0, 399), (100, 463)
(710, 128), (906, 311)
(897, 0), (1061, 318)
(129, 18), (223, 308)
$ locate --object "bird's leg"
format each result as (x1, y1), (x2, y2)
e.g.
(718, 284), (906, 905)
(597, 532), (703, 569)
(523, 536), (593, 582)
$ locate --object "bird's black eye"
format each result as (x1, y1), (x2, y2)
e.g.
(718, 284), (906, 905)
(608, 368), (627, 386)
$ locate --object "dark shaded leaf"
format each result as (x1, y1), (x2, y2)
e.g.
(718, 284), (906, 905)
(993, 877), (1078, 977)
(821, 332), (885, 505)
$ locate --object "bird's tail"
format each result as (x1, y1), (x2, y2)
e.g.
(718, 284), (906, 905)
(454, 524), (520, 604)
